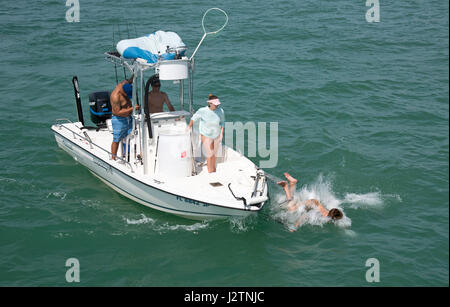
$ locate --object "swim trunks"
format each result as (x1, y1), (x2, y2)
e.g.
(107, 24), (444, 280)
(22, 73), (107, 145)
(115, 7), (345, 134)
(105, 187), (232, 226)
(112, 115), (133, 142)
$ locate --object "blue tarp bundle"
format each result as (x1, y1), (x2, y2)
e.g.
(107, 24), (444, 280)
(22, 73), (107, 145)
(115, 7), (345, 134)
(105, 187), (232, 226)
(116, 30), (186, 63)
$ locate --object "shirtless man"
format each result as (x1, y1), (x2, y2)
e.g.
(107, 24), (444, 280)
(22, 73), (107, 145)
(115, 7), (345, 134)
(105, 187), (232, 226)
(110, 75), (139, 160)
(147, 77), (175, 113)
(277, 173), (343, 231)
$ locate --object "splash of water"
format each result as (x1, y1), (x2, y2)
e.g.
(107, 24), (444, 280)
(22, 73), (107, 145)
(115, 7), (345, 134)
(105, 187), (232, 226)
(228, 214), (258, 233)
(270, 173), (390, 231)
(154, 221), (210, 233)
(46, 191), (67, 200)
(125, 214), (156, 225)
(344, 192), (383, 209)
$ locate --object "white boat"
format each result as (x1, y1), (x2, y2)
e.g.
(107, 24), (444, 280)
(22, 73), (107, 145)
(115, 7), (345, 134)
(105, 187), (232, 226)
(51, 10), (269, 220)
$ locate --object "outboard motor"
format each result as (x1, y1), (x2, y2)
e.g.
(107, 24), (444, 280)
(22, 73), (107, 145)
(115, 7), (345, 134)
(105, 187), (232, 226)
(89, 91), (112, 128)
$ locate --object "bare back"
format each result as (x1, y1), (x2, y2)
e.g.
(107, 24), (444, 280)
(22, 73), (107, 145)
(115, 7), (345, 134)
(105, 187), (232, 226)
(148, 91), (173, 113)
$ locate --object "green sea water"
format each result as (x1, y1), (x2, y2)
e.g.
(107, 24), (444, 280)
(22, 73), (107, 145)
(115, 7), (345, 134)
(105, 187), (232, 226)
(0, 0), (448, 286)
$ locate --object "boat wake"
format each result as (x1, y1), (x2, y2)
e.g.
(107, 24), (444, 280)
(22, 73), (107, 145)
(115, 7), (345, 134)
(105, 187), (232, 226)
(124, 214), (210, 234)
(124, 213), (257, 234)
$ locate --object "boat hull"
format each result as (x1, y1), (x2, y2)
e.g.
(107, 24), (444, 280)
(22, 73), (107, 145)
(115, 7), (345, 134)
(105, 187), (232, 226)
(53, 130), (261, 220)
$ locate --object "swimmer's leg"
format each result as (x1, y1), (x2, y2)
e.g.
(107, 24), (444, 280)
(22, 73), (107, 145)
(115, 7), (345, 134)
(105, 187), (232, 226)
(277, 180), (292, 200)
(284, 172), (298, 196)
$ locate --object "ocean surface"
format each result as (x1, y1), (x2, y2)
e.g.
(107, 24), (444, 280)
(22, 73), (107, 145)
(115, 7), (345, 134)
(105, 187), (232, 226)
(0, 0), (448, 286)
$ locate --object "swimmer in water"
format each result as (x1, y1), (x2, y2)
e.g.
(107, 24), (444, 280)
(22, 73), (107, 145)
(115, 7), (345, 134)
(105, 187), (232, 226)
(277, 172), (343, 231)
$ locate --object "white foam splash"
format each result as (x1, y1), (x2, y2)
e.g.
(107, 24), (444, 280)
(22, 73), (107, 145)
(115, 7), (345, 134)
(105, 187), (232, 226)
(229, 215), (256, 233)
(0, 177), (16, 183)
(154, 221), (210, 232)
(52, 232), (72, 239)
(81, 199), (101, 208)
(343, 192), (383, 208)
(343, 229), (357, 237)
(125, 214), (155, 225)
(271, 174), (350, 230)
(46, 191), (67, 200)
(343, 191), (402, 209)
(384, 193), (402, 202)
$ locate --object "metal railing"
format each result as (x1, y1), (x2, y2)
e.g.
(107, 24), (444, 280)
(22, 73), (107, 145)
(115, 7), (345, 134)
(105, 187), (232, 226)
(104, 52), (156, 72)
(54, 120), (135, 173)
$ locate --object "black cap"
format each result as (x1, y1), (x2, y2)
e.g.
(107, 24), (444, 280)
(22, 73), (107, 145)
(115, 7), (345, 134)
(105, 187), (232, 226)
(150, 74), (160, 86)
